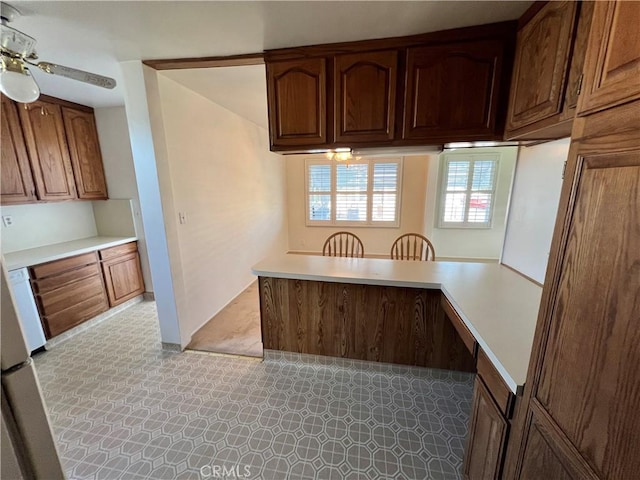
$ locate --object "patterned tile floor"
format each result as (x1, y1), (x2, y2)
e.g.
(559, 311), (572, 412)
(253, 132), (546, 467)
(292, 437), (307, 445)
(34, 301), (474, 479)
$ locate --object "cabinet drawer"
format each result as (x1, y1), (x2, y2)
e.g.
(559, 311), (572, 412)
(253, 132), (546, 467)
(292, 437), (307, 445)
(42, 293), (108, 338)
(29, 252), (98, 279)
(477, 348), (514, 417)
(441, 295), (477, 358)
(99, 242), (137, 260)
(31, 263), (101, 294)
(36, 274), (105, 317)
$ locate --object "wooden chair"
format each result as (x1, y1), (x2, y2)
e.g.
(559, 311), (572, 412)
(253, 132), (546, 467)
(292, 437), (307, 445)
(390, 233), (435, 261)
(322, 232), (364, 258)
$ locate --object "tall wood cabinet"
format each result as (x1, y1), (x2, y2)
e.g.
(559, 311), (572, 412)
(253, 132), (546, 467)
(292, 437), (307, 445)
(504, 2), (640, 478)
(1, 95), (37, 204)
(576, 1), (640, 115)
(19, 100), (78, 202)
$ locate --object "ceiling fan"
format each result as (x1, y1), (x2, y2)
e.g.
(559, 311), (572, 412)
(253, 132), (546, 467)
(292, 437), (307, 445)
(0, 1), (116, 103)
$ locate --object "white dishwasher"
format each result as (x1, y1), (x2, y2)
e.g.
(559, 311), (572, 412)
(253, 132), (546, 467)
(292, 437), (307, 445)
(8, 268), (46, 353)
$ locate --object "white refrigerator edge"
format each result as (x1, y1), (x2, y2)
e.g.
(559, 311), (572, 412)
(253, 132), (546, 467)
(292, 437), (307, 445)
(1, 260), (65, 479)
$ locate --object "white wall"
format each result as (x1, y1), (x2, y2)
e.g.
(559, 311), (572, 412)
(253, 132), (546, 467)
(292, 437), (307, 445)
(94, 106), (153, 291)
(286, 154), (430, 256)
(148, 72), (289, 340)
(0, 202), (97, 253)
(424, 147), (518, 260)
(502, 138), (570, 283)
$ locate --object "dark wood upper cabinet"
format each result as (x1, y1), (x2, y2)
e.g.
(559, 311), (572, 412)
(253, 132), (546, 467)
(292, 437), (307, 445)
(264, 21), (516, 152)
(62, 107), (108, 200)
(403, 39), (505, 141)
(18, 100), (77, 202)
(1, 95), (37, 205)
(463, 377), (508, 480)
(504, 1), (595, 140)
(334, 50), (397, 143)
(267, 58), (327, 147)
(577, 1), (640, 116)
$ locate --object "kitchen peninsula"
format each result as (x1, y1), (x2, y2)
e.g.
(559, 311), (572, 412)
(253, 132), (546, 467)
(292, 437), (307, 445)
(252, 254), (542, 395)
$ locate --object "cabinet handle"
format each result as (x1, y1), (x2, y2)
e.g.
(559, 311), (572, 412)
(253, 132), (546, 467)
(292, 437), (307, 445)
(576, 73), (584, 96)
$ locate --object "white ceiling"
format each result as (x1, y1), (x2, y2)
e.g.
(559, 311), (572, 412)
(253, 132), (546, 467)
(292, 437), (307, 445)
(8, 1), (531, 108)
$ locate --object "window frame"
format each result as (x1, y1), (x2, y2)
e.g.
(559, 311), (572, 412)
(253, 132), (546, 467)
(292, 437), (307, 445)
(305, 157), (403, 228)
(437, 152), (500, 229)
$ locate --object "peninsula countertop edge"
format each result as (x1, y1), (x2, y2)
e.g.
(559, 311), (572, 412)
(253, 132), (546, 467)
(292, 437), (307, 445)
(252, 254), (543, 394)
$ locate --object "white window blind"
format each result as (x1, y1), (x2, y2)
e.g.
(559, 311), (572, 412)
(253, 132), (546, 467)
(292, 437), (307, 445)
(305, 158), (402, 227)
(439, 153), (499, 228)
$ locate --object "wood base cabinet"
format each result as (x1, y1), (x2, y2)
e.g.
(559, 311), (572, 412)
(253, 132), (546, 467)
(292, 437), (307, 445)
(30, 252), (109, 339)
(463, 377), (508, 480)
(100, 242), (145, 307)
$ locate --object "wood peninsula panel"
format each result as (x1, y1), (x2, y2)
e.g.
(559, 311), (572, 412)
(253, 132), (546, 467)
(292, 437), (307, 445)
(258, 277), (475, 371)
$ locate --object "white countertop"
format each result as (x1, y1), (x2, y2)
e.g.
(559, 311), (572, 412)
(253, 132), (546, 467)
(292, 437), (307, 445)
(4, 236), (138, 271)
(252, 254), (542, 394)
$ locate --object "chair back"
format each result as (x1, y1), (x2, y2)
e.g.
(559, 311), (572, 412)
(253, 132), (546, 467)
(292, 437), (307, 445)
(322, 232), (364, 258)
(390, 233), (435, 261)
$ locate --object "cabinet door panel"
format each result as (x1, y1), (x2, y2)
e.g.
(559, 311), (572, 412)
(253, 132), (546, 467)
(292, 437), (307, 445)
(1, 95), (36, 204)
(62, 107), (108, 199)
(577, 1), (640, 115)
(267, 58), (327, 147)
(18, 100), (77, 201)
(334, 50), (397, 143)
(533, 148), (640, 479)
(518, 420), (574, 480)
(463, 377), (508, 480)
(102, 252), (145, 307)
(404, 40), (504, 140)
(506, 1), (578, 130)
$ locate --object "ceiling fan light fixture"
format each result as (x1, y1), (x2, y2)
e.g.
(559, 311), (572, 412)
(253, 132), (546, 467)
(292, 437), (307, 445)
(0, 55), (39, 103)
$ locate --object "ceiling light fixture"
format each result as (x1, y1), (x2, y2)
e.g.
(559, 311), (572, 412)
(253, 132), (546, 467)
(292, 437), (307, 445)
(326, 148), (358, 163)
(0, 55), (39, 103)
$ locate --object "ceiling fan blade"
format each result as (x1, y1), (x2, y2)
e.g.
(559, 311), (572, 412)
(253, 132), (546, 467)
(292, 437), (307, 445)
(36, 61), (116, 89)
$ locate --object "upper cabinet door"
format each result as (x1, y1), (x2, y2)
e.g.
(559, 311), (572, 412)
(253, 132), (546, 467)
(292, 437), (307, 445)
(506, 1), (578, 131)
(403, 40), (504, 141)
(334, 50), (397, 143)
(18, 100), (77, 201)
(577, 1), (640, 115)
(62, 107), (108, 200)
(267, 58), (327, 147)
(1, 95), (36, 205)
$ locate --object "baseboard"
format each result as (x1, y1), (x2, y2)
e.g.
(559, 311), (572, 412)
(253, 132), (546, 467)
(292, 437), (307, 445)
(287, 250), (389, 259)
(161, 342), (182, 352)
(287, 250), (499, 263)
(143, 291), (155, 301)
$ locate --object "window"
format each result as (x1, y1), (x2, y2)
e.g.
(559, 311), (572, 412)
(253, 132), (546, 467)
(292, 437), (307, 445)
(438, 153), (499, 228)
(306, 158), (402, 226)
